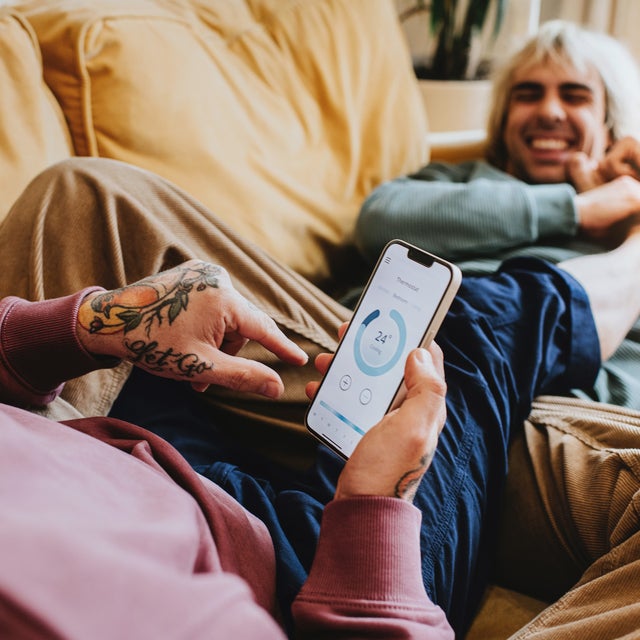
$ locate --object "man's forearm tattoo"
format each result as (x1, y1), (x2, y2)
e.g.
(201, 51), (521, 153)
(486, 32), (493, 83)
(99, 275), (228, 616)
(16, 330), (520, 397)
(79, 262), (220, 378)
(395, 452), (433, 500)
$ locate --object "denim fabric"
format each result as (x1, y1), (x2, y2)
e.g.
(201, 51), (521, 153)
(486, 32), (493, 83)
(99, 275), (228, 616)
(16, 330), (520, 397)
(110, 258), (599, 637)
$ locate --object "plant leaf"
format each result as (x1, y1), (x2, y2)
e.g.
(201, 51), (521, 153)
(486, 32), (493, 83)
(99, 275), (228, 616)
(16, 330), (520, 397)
(493, 0), (506, 38)
(467, 0), (491, 31)
(429, 0), (449, 35)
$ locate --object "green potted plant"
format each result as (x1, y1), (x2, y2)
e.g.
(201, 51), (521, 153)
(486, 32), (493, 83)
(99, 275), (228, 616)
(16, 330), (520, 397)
(398, 0), (507, 132)
(399, 0), (507, 79)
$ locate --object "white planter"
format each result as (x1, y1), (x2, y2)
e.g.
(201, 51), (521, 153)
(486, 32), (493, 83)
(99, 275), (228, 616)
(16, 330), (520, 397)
(417, 79), (493, 133)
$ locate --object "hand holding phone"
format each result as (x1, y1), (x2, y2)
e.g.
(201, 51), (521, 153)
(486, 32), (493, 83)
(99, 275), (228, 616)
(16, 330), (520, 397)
(305, 240), (461, 459)
(310, 344), (447, 502)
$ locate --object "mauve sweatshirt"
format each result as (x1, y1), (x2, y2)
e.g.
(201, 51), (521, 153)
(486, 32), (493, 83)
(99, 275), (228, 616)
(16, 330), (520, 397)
(0, 291), (453, 639)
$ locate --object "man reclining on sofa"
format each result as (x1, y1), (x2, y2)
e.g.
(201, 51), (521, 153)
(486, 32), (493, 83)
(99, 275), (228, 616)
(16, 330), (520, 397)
(356, 20), (640, 410)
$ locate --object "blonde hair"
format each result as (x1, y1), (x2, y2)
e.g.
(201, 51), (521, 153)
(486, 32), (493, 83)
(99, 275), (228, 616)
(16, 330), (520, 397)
(485, 20), (640, 169)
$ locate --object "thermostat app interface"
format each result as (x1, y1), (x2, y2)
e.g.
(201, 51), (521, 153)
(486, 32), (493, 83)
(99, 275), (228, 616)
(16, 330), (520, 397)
(306, 241), (456, 458)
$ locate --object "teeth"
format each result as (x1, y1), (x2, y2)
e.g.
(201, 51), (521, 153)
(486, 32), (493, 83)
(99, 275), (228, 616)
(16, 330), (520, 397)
(531, 138), (568, 150)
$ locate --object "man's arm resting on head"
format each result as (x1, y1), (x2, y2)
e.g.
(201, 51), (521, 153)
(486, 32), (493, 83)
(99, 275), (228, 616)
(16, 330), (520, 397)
(356, 161), (577, 264)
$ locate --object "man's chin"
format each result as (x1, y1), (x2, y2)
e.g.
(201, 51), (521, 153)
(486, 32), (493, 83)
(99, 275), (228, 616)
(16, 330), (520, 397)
(521, 163), (567, 185)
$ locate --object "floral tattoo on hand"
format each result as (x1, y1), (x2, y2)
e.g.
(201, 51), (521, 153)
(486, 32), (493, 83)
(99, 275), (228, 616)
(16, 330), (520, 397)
(78, 262), (222, 379)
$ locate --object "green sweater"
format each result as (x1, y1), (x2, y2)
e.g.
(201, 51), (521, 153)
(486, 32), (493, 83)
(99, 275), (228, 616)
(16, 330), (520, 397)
(356, 160), (640, 409)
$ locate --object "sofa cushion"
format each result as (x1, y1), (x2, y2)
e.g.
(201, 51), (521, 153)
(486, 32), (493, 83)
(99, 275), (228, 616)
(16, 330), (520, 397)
(18, 0), (428, 285)
(0, 9), (72, 223)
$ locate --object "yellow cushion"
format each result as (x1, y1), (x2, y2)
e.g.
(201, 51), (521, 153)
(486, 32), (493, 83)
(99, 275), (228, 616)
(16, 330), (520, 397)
(20, 0), (428, 285)
(0, 9), (72, 223)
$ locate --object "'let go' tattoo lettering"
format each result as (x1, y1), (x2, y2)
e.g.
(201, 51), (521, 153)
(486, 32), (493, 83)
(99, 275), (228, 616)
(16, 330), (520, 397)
(125, 339), (213, 378)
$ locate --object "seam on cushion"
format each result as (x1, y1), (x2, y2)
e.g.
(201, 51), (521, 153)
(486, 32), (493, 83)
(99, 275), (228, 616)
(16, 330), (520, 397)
(4, 11), (43, 67)
(3, 10), (74, 155)
(76, 20), (97, 156)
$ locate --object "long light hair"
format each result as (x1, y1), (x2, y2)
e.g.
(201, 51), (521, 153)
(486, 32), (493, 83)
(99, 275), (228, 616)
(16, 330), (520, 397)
(485, 20), (640, 169)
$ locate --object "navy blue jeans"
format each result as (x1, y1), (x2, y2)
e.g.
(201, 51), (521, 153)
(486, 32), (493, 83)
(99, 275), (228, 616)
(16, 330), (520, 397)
(110, 258), (599, 637)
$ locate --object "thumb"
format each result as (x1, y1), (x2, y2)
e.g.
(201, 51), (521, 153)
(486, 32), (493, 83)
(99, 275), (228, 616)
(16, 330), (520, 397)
(401, 346), (447, 431)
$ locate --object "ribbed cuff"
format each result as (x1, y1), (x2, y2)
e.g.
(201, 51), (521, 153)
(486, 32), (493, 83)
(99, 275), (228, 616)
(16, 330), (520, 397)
(0, 288), (120, 403)
(529, 183), (578, 238)
(305, 496), (427, 602)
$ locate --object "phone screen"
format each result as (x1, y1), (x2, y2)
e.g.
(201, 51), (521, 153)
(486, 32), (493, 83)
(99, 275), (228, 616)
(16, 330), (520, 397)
(305, 240), (460, 458)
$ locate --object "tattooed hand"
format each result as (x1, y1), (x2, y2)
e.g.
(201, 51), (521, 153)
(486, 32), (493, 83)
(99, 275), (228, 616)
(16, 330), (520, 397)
(306, 329), (447, 503)
(76, 260), (308, 398)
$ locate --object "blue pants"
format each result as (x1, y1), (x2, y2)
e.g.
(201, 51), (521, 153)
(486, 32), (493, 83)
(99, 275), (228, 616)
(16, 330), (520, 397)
(110, 258), (599, 636)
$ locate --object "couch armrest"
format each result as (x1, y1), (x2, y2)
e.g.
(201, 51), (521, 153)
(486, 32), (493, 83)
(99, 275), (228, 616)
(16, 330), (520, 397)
(427, 129), (487, 163)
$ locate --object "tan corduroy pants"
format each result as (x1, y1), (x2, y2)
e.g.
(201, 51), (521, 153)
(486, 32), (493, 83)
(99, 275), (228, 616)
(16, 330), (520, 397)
(0, 157), (350, 465)
(495, 396), (640, 638)
(1, 158), (639, 637)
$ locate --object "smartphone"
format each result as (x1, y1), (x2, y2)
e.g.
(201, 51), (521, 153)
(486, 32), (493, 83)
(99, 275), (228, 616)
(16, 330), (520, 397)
(305, 239), (461, 459)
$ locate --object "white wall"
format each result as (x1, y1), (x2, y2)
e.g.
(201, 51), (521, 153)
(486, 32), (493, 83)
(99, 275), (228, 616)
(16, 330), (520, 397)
(540, 0), (640, 64)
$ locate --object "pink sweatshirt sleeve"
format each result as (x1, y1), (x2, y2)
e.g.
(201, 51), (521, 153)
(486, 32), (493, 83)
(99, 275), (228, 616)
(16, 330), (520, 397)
(292, 496), (454, 639)
(0, 290), (120, 407)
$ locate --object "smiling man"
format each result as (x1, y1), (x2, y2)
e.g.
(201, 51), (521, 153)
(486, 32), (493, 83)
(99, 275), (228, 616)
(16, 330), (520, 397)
(501, 62), (610, 184)
(355, 19), (640, 409)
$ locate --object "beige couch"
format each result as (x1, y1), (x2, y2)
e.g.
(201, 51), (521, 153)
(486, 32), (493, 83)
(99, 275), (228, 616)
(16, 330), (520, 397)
(0, 0), (551, 635)
(0, 0), (430, 290)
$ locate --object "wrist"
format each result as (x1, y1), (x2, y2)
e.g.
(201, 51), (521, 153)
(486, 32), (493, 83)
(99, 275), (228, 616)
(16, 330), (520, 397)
(76, 290), (123, 359)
